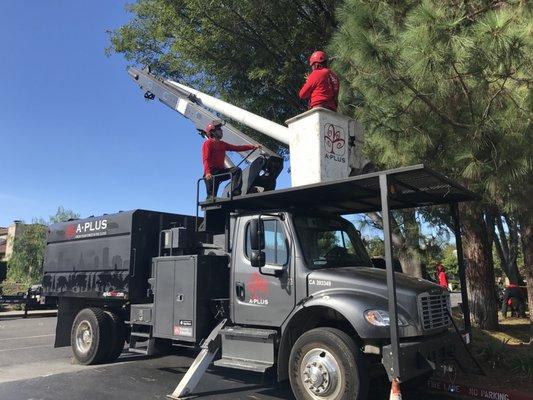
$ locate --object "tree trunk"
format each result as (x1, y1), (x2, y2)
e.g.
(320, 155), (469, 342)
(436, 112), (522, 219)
(518, 217), (533, 326)
(492, 212), (523, 284)
(367, 210), (423, 278)
(460, 203), (499, 330)
(505, 215), (522, 285)
(398, 210), (423, 278)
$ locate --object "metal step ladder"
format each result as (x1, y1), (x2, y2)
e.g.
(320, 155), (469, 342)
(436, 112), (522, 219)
(214, 326), (276, 372)
(128, 324), (156, 355)
(167, 319), (227, 399)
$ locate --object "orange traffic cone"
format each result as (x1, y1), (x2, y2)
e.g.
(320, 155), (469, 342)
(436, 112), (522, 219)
(389, 378), (402, 400)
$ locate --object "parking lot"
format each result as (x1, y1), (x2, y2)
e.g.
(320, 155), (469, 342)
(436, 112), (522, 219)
(0, 316), (457, 400)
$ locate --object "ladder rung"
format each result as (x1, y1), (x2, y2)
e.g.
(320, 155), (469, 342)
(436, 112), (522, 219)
(131, 332), (151, 338)
(128, 347), (149, 355)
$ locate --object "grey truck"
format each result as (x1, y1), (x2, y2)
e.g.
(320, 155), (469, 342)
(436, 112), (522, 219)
(43, 165), (474, 400)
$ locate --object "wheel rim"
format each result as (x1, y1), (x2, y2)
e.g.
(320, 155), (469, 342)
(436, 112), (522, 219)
(75, 320), (93, 355)
(300, 347), (342, 399)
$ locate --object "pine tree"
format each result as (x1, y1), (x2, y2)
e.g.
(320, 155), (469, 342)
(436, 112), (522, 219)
(330, 0), (532, 329)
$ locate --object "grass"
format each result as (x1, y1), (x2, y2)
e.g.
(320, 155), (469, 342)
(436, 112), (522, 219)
(439, 316), (533, 395)
(470, 318), (533, 388)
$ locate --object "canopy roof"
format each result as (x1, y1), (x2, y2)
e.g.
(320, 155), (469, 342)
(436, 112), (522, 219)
(201, 164), (478, 214)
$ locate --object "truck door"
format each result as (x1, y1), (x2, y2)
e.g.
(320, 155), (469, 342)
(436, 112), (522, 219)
(232, 215), (295, 326)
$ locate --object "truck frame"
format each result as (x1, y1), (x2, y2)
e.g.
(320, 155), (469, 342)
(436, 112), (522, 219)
(43, 164), (475, 400)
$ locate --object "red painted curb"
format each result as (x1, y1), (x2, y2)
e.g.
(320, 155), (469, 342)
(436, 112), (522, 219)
(427, 379), (533, 400)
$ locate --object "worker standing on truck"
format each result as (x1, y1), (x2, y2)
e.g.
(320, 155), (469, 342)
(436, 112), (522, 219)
(202, 120), (258, 199)
(298, 50), (340, 111)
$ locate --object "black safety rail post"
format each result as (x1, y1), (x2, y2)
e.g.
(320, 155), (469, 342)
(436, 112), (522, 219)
(195, 171), (234, 232)
(195, 178), (204, 231)
(379, 174), (401, 379)
(24, 288), (30, 318)
(450, 202), (472, 334)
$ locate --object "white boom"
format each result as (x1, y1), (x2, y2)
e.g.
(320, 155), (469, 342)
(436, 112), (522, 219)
(167, 81), (290, 145)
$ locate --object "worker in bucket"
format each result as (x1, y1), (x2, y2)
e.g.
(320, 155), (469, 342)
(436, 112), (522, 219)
(298, 50), (340, 111)
(202, 120), (259, 199)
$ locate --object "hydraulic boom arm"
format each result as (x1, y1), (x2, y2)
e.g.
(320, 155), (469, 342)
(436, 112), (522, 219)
(128, 67), (284, 194)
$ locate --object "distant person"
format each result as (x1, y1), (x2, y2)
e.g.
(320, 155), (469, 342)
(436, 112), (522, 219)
(501, 280), (526, 318)
(202, 120), (259, 199)
(298, 51), (340, 111)
(435, 263), (448, 289)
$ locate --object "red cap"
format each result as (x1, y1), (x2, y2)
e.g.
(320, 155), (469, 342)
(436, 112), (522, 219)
(205, 120), (222, 134)
(309, 50), (327, 65)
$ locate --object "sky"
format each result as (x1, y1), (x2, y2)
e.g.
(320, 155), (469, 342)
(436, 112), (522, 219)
(0, 1), (292, 227)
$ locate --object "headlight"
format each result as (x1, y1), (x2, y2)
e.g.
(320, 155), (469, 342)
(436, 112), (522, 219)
(364, 310), (409, 327)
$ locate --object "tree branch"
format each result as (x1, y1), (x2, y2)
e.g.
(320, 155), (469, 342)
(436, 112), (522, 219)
(451, 62), (476, 124)
(395, 75), (471, 129)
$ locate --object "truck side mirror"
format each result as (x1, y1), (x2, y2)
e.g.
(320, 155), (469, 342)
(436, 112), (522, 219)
(249, 219), (265, 251)
(250, 250), (266, 268)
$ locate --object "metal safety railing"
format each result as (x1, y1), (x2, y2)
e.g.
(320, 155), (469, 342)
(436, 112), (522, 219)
(195, 170), (235, 231)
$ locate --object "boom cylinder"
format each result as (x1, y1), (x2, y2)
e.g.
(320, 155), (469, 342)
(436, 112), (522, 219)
(167, 81), (290, 146)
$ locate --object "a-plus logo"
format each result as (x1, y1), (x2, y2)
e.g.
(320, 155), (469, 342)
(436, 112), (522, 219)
(247, 272), (269, 305)
(324, 123), (346, 163)
(65, 219), (108, 239)
(324, 124), (346, 162)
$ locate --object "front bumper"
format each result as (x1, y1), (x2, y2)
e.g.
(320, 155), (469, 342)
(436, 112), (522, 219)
(381, 330), (461, 382)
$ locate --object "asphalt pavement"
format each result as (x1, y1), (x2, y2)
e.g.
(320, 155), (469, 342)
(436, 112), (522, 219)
(0, 316), (458, 400)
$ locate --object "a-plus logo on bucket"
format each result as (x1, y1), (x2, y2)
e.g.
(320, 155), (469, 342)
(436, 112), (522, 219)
(65, 219), (108, 239)
(324, 123), (346, 163)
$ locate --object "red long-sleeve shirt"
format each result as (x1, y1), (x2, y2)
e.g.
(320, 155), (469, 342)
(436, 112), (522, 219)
(202, 139), (255, 175)
(438, 271), (448, 289)
(298, 67), (340, 111)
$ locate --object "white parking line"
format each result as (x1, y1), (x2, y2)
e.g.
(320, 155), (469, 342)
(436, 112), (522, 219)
(0, 334), (54, 342)
(0, 344), (51, 352)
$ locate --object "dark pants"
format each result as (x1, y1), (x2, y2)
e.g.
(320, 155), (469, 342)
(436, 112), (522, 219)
(205, 167), (243, 198)
(501, 287), (526, 317)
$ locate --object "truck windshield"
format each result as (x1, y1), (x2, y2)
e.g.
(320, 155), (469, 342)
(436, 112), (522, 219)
(294, 215), (371, 269)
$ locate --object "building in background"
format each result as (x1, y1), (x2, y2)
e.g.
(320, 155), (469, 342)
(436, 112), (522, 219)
(0, 221), (25, 261)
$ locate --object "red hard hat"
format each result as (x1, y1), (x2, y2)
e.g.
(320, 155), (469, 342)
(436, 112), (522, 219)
(205, 120), (222, 134)
(309, 50), (327, 65)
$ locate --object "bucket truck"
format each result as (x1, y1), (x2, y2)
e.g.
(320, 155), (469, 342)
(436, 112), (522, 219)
(42, 68), (476, 400)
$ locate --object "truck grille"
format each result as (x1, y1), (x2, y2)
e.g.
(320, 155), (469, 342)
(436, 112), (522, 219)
(418, 292), (451, 331)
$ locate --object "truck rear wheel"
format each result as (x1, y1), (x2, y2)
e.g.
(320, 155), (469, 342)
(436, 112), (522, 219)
(289, 327), (368, 400)
(103, 310), (126, 363)
(71, 307), (111, 365)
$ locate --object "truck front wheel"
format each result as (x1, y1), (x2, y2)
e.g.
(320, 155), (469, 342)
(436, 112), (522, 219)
(289, 327), (368, 400)
(71, 307), (111, 365)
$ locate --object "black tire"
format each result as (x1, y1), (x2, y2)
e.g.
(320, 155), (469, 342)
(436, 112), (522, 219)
(289, 327), (368, 400)
(70, 307), (111, 365)
(103, 310), (126, 363)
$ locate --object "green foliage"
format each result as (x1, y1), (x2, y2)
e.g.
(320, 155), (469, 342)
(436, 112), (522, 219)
(330, 0), (532, 210)
(7, 223), (47, 285)
(441, 244), (459, 276)
(364, 236), (384, 258)
(317, 230), (338, 255)
(49, 206), (80, 224)
(108, 0), (340, 151)
(7, 207), (79, 285)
